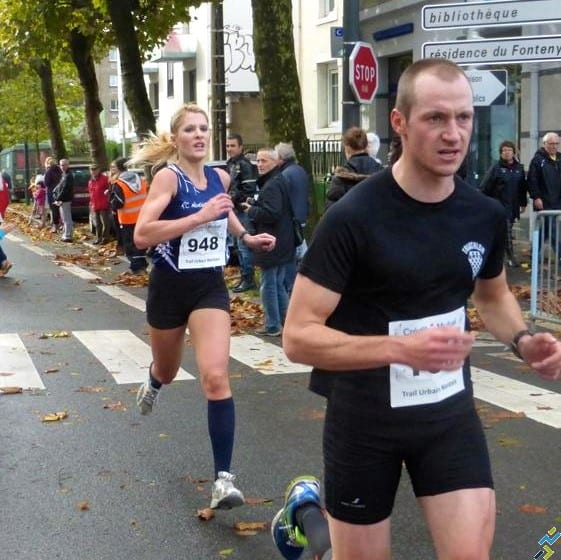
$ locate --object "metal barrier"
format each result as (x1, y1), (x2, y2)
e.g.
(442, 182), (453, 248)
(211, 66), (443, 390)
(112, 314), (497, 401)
(530, 210), (561, 324)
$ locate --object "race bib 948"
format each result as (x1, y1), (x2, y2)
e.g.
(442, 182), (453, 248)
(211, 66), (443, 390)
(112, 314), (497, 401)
(178, 218), (227, 270)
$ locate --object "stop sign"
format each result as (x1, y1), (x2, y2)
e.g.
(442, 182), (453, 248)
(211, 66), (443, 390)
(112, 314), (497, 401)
(349, 42), (378, 103)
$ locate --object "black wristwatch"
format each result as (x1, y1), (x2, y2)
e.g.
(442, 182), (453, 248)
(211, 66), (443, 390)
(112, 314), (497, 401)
(510, 329), (534, 359)
(238, 230), (250, 241)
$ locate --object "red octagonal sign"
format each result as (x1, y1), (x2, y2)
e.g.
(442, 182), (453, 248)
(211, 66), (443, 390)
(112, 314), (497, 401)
(349, 41), (378, 103)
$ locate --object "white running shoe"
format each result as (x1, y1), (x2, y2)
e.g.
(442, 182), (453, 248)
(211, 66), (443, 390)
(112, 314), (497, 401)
(210, 471), (245, 510)
(136, 380), (160, 415)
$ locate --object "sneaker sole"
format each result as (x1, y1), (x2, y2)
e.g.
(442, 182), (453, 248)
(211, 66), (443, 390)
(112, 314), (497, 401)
(211, 493), (245, 510)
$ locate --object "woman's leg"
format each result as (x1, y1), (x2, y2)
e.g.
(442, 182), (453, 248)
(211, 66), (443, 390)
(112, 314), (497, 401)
(188, 308), (243, 508)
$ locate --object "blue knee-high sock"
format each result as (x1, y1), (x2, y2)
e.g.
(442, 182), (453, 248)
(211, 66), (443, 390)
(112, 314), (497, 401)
(208, 397), (235, 479)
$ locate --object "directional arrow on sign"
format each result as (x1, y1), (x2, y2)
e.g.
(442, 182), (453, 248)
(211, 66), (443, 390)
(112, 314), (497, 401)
(465, 70), (507, 106)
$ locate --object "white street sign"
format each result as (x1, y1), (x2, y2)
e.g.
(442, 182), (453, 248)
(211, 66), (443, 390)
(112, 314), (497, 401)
(465, 70), (507, 106)
(423, 0), (561, 30)
(423, 35), (561, 65)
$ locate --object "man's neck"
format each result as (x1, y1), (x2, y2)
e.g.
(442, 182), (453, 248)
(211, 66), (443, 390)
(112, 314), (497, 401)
(392, 159), (455, 203)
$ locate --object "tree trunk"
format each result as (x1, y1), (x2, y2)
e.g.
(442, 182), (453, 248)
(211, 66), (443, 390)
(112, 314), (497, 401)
(106, 0), (156, 139)
(251, 0), (315, 220)
(32, 59), (67, 160)
(68, 30), (108, 169)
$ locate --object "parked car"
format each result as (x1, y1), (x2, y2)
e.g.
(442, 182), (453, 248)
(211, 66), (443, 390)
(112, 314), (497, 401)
(68, 164), (93, 218)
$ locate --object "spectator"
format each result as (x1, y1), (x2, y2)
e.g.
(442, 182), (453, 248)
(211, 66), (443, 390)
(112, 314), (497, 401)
(366, 131), (382, 165)
(88, 164), (111, 245)
(0, 170), (10, 220)
(242, 147), (295, 336)
(527, 132), (561, 255)
(110, 157), (149, 273)
(325, 127), (382, 209)
(479, 140), (528, 266)
(275, 141), (310, 291)
(30, 175), (47, 228)
(226, 133), (258, 292)
(53, 159), (74, 242)
(44, 157), (62, 233)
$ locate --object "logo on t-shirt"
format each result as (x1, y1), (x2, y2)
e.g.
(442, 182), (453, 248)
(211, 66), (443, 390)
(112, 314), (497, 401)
(462, 241), (485, 278)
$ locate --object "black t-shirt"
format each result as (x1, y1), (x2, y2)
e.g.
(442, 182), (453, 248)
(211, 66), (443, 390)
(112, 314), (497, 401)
(300, 168), (506, 421)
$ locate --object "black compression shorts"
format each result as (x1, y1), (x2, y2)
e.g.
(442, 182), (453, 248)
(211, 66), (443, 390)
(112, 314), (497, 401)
(323, 402), (493, 525)
(146, 266), (230, 329)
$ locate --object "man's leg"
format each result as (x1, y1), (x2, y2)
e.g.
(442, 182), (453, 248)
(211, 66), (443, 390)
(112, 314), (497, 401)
(327, 515), (391, 560)
(419, 488), (495, 559)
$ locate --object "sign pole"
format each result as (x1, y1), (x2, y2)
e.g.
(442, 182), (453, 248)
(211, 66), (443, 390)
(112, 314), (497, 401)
(342, 0), (361, 133)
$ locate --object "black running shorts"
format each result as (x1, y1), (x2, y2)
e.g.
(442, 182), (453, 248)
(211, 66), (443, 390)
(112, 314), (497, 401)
(323, 402), (493, 525)
(146, 266), (230, 329)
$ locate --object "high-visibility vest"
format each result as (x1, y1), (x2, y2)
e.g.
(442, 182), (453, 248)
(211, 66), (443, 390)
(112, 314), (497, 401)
(115, 177), (147, 225)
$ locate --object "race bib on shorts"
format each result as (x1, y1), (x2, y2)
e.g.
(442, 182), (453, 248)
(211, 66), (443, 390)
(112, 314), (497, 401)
(388, 307), (465, 408)
(178, 218), (227, 269)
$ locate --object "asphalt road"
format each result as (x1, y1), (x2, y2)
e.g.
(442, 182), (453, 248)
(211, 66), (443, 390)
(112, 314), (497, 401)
(1, 229), (560, 560)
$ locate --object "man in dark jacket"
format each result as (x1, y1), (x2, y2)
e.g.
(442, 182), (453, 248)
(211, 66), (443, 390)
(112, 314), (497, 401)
(479, 140), (527, 266)
(275, 142), (310, 292)
(226, 133), (258, 292)
(53, 159), (74, 242)
(242, 147), (295, 336)
(325, 126), (382, 210)
(527, 132), (561, 256)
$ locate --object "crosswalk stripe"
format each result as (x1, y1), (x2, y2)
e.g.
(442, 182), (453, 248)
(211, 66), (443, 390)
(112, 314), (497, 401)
(25, 245), (54, 257)
(229, 334), (312, 375)
(58, 263), (100, 281)
(73, 330), (195, 384)
(472, 367), (561, 429)
(0, 333), (45, 390)
(96, 285), (146, 312)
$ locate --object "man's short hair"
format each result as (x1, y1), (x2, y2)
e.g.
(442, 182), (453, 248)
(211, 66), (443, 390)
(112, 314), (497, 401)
(227, 133), (243, 146)
(275, 142), (295, 161)
(257, 147), (279, 160)
(395, 58), (468, 119)
(543, 132), (559, 144)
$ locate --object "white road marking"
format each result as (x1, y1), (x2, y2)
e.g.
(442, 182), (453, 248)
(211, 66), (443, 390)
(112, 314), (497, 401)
(26, 245), (55, 257)
(0, 333), (45, 390)
(472, 367), (561, 429)
(57, 262), (101, 281)
(229, 334), (311, 375)
(73, 330), (195, 384)
(5, 233), (23, 243)
(97, 285), (146, 312)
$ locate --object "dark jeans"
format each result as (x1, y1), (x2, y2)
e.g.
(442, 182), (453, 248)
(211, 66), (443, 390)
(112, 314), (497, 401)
(121, 224), (148, 272)
(0, 244), (7, 264)
(235, 210), (255, 284)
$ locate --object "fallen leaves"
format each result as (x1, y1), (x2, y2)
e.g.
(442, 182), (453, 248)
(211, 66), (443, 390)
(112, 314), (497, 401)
(234, 521), (267, 536)
(39, 330), (70, 339)
(102, 401), (127, 412)
(76, 386), (107, 393)
(42, 411), (68, 422)
(197, 508), (215, 521)
(519, 504), (548, 514)
(230, 296), (263, 334)
(0, 386), (22, 395)
(77, 501), (90, 511)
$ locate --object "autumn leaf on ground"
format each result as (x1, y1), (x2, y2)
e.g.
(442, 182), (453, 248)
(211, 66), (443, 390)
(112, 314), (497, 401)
(302, 408), (326, 420)
(497, 437), (521, 448)
(218, 549), (234, 557)
(76, 386), (107, 393)
(0, 386), (23, 395)
(197, 508), (215, 521)
(42, 411), (68, 422)
(488, 411), (526, 420)
(0, 372), (16, 377)
(519, 504), (548, 514)
(77, 501), (90, 511)
(103, 401), (127, 411)
(43, 367), (60, 374)
(244, 497), (273, 505)
(39, 331), (70, 339)
(234, 520), (268, 536)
